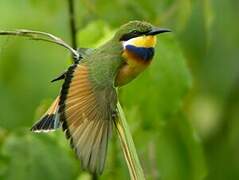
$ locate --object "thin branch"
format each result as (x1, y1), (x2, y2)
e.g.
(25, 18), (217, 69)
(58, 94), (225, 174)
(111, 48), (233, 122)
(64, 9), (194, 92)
(67, 0), (77, 50)
(0, 29), (80, 59)
(114, 102), (145, 180)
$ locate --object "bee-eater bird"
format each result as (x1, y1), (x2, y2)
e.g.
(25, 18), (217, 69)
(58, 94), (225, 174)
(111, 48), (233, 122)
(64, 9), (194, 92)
(31, 21), (170, 174)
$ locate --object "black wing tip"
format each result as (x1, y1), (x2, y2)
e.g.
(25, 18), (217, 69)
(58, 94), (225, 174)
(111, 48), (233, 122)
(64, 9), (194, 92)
(31, 114), (56, 132)
(51, 73), (66, 83)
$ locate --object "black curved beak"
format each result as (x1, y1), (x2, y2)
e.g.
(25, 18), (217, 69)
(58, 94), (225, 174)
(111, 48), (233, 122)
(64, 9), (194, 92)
(146, 27), (171, 35)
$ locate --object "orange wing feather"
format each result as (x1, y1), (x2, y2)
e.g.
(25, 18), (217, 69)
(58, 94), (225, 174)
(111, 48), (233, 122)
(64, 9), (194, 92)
(59, 63), (117, 174)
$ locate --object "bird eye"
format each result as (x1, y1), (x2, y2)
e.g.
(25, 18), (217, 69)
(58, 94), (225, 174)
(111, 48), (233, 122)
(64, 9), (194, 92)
(131, 30), (138, 34)
(119, 30), (141, 41)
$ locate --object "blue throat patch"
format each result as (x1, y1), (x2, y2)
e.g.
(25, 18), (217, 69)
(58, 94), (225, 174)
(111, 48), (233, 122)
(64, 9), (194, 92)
(125, 45), (154, 61)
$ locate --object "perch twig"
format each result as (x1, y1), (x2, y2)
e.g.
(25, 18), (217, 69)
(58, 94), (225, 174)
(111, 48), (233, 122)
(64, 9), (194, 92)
(115, 102), (145, 180)
(0, 29), (79, 59)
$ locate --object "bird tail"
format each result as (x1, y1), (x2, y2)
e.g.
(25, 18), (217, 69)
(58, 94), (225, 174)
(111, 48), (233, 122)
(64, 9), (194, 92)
(31, 96), (61, 132)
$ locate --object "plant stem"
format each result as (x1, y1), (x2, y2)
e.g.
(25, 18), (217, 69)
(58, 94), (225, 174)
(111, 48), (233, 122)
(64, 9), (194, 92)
(0, 29), (79, 59)
(67, 0), (77, 51)
(114, 102), (145, 180)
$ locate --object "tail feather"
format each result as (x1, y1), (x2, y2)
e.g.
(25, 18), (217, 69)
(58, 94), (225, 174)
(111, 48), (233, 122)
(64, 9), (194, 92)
(31, 96), (60, 132)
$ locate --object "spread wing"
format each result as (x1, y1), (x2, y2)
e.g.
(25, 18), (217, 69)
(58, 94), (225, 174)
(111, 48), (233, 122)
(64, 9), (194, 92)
(59, 63), (117, 174)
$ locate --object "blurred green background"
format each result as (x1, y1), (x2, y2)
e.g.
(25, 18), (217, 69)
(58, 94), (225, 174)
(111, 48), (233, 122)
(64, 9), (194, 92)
(0, 0), (238, 180)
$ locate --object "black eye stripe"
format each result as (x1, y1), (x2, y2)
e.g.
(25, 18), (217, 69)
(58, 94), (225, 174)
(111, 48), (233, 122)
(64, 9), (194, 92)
(119, 30), (149, 41)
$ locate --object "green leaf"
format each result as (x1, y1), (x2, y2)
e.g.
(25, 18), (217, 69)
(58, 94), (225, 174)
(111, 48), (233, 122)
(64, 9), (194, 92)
(77, 20), (113, 47)
(156, 113), (207, 180)
(0, 133), (78, 180)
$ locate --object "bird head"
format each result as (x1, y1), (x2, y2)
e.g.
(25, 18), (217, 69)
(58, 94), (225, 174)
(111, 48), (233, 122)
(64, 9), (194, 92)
(114, 21), (171, 62)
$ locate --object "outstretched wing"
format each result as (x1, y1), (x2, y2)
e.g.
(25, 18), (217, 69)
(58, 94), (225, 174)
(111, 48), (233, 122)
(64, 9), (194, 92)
(59, 63), (117, 174)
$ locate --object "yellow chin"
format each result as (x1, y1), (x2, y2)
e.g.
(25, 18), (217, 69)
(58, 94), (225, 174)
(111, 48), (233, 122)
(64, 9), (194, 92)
(126, 35), (157, 48)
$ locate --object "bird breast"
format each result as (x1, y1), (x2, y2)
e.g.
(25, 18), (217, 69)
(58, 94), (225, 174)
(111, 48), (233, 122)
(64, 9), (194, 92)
(115, 47), (154, 86)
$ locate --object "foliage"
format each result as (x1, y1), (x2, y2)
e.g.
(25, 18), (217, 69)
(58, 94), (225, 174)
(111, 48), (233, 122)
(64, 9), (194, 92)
(0, 0), (238, 180)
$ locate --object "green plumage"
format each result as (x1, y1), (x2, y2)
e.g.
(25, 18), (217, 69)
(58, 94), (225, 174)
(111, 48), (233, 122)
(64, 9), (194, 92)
(82, 39), (124, 87)
(31, 20), (164, 175)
